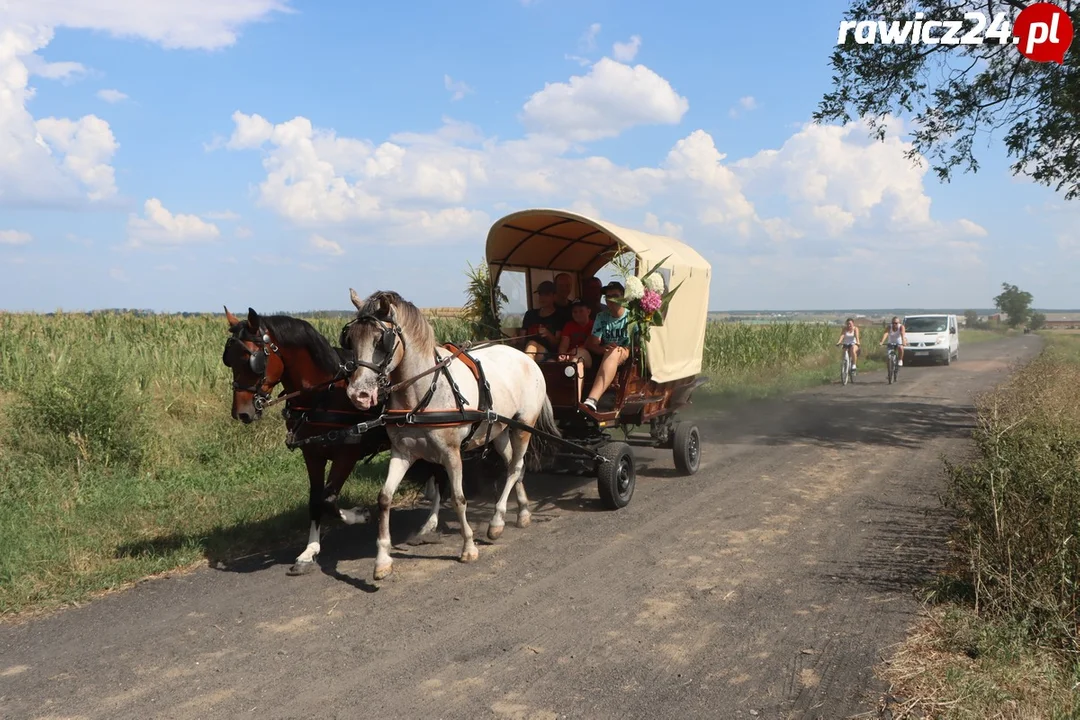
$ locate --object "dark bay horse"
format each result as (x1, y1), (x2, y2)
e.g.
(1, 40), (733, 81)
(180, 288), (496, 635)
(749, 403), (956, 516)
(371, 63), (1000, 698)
(221, 306), (446, 575)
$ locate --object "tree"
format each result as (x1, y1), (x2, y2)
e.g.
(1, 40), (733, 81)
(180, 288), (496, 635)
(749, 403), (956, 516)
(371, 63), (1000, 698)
(816, 1), (1080, 199)
(993, 282), (1034, 328)
(462, 260), (507, 341)
(1029, 312), (1047, 330)
(964, 309), (979, 328)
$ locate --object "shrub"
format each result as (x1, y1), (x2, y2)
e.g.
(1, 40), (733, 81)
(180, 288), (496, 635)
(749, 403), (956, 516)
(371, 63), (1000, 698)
(942, 340), (1080, 654)
(5, 353), (151, 472)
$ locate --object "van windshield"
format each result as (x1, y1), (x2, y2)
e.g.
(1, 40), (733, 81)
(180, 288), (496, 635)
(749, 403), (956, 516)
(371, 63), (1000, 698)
(905, 317), (948, 333)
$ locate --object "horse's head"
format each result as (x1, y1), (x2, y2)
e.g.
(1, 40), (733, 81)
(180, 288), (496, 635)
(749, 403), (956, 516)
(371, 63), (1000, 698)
(222, 306), (284, 423)
(343, 288), (412, 410)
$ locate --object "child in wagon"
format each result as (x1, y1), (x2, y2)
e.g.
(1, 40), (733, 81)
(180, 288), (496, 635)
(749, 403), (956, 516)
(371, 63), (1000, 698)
(556, 300), (595, 399)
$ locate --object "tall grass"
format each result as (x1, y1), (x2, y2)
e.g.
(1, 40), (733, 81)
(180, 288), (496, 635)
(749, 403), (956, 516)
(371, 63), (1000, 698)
(877, 334), (1080, 718)
(942, 334), (1080, 655)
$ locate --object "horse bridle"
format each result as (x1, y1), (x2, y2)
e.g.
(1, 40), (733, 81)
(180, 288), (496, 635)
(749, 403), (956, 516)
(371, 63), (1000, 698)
(339, 314), (407, 398)
(222, 326), (281, 411)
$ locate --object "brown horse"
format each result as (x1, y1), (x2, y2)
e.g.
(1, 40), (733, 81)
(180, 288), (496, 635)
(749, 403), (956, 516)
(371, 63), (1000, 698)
(221, 306), (446, 575)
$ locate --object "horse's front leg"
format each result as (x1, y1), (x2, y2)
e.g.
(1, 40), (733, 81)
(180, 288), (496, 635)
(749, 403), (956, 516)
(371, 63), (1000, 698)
(373, 450), (414, 580)
(289, 451), (328, 575)
(334, 454), (370, 525)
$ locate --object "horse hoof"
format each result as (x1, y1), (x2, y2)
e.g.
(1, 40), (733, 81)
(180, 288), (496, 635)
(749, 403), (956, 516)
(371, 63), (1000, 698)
(517, 513), (532, 529)
(487, 524), (504, 541)
(459, 548), (479, 563)
(373, 563), (393, 580)
(340, 507), (370, 525)
(286, 561), (316, 576)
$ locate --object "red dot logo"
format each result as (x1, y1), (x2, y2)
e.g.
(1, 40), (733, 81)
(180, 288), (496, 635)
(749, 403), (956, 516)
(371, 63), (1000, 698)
(1013, 2), (1074, 63)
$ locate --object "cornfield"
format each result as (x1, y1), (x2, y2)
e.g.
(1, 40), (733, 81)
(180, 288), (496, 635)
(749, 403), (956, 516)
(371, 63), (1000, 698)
(0, 311), (853, 615)
(0, 312), (861, 403)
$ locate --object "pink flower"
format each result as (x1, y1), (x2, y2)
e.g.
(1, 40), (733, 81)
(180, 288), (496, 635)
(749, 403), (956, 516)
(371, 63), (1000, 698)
(639, 289), (662, 314)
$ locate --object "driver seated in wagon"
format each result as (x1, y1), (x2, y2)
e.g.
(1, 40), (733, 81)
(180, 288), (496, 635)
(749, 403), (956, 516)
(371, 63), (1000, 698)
(581, 281), (633, 411)
(518, 280), (568, 362)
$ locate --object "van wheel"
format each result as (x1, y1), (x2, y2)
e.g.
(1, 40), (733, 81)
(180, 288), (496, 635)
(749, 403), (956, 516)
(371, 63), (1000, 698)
(944, 352), (951, 366)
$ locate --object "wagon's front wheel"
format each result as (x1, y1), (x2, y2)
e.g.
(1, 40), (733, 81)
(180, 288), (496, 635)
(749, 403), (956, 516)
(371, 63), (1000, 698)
(596, 441), (635, 509)
(672, 422), (701, 475)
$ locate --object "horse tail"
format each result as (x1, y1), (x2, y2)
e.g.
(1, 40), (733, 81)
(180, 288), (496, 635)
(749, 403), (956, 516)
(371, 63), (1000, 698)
(524, 395), (560, 472)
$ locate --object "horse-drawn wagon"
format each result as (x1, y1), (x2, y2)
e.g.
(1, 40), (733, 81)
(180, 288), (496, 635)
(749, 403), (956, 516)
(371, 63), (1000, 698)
(486, 208), (712, 508)
(221, 207), (712, 579)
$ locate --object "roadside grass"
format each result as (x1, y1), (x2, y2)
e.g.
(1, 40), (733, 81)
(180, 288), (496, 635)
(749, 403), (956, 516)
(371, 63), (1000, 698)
(877, 333), (1080, 718)
(0, 313), (1015, 618)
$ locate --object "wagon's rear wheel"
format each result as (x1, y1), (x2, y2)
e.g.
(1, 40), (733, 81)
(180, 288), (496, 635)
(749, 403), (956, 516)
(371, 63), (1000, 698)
(596, 441), (635, 509)
(672, 422), (701, 475)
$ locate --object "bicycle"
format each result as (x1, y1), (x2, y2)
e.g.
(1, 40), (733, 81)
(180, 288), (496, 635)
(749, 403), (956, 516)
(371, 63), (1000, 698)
(883, 342), (901, 384)
(837, 343), (857, 385)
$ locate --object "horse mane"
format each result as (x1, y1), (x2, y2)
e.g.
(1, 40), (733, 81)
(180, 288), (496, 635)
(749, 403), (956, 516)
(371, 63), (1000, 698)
(231, 315), (342, 376)
(350, 290), (436, 356)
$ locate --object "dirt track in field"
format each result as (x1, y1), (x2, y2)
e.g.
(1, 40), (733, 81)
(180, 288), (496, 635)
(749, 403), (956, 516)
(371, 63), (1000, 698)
(0, 336), (1041, 720)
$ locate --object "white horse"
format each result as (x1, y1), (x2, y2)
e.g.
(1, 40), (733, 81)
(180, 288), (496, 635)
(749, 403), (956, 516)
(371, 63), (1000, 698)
(344, 289), (560, 580)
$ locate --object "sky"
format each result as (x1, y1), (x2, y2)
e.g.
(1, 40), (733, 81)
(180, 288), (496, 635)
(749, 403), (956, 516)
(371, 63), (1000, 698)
(0, 0), (1076, 314)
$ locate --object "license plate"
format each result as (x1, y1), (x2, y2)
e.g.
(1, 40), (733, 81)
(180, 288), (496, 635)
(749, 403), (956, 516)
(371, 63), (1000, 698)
(915, 351), (928, 356)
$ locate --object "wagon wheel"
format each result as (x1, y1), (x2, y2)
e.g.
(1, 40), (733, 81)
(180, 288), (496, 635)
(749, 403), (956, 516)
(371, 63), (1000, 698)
(596, 441), (636, 509)
(671, 422), (701, 475)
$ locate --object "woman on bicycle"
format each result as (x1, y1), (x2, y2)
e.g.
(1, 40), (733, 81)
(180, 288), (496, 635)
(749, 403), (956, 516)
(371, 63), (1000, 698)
(879, 316), (906, 367)
(836, 318), (860, 372)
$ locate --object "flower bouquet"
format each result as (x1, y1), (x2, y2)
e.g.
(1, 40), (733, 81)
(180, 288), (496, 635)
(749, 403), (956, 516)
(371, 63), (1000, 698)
(608, 244), (683, 375)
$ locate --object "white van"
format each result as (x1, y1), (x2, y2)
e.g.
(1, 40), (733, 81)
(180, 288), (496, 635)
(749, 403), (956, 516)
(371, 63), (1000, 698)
(902, 314), (959, 365)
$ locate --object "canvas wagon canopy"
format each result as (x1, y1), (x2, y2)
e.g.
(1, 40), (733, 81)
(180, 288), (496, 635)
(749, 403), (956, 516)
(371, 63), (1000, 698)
(486, 208), (711, 383)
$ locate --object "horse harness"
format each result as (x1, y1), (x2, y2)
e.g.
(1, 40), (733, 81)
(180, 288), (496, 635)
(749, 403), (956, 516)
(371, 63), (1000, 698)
(222, 324), (281, 411)
(330, 313), (497, 452)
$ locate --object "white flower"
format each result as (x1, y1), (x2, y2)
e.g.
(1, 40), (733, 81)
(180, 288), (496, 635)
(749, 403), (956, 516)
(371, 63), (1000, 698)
(643, 273), (664, 294)
(624, 275), (645, 301)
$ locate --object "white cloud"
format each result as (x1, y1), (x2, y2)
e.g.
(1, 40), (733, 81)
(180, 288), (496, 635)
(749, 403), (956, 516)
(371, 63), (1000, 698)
(35, 116), (119, 201)
(0, 4), (289, 211)
(0, 230), (32, 245)
(96, 88), (128, 103)
(25, 53), (86, 80)
(521, 57), (689, 142)
(643, 212), (682, 238)
(235, 226), (253, 238)
(204, 209), (241, 220)
(127, 198), (221, 247)
(612, 35), (641, 62)
(1, 1), (292, 51)
(109, 266), (127, 281)
(728, 96), (758, 118)
(580, 23), (601, 51)
(0, 27), (119, 207)
(308, 233), (344, 255)
(444, 74), (473, 101)
(224, 58), (984, 286)
(957, 218), (988, 236)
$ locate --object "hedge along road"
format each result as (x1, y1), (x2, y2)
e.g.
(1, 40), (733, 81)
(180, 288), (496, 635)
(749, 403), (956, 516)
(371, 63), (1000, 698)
(0, 334), (1041, 720)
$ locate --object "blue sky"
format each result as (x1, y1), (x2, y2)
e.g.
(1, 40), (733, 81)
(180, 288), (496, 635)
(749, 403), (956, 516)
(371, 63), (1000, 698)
(0, 0), (1075, 313)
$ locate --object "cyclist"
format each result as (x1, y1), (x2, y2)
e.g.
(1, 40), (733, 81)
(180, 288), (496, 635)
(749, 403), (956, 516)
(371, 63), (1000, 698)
(879, 316), (906, 367)
(836, 318), (860, 373)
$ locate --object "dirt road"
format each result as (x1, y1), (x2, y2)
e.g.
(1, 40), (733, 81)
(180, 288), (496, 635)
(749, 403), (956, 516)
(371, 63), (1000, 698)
(1, 336), (1040, 720)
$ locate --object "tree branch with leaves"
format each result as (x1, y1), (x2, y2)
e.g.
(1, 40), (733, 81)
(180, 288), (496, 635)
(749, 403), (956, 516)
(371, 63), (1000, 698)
(816, 1), (1080, 199)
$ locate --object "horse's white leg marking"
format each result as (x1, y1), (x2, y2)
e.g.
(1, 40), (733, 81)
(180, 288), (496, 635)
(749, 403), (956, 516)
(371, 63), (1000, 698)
(417, 473), (441, 537)
(295, 520), (321, 563)
(446, 449), (477, 562)
(374, 451), (413, 580)
(339, 506), (369, 525)
(510, 429), (532, 528)
(486, 433), (515, 540)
